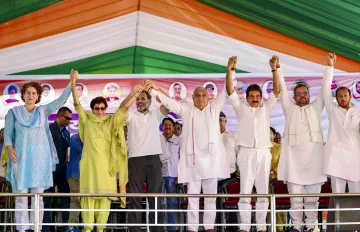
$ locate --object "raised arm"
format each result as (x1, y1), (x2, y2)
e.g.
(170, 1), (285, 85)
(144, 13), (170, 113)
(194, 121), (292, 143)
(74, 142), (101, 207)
(44, 70), (77, 116)
(120, 83), (145, 109)
(143, 80), (169, 116)
(312, 54), (336, 114)
(226, 56), (237, 95)
(322, 53), (336, 112)
(277, 63), (292, 114)
(269, 56), (281, 98)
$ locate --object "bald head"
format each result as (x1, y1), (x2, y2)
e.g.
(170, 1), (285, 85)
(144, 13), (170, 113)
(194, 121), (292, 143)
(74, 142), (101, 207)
(193, 86), (209, 110)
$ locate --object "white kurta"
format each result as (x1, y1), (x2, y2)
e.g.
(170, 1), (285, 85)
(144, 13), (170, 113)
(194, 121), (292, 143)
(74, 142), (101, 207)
(322, 67), (360, 182)
(229, 90), (277, 232)
(157, 90), (230, 183)
(277, 68), (327, 185)
(220, 130), (237, 173)
(229, 91), (276, 148)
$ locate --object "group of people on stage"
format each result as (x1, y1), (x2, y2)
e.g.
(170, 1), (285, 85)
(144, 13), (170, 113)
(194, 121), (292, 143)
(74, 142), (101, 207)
(2, 52), (360, 232)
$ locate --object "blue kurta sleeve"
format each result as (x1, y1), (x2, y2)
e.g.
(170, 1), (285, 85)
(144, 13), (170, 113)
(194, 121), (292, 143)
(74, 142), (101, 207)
(4, 110), (15, 146)
(44, 87), (72, 116)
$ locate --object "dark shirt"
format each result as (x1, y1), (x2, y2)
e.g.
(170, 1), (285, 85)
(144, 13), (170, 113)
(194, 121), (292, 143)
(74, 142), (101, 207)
(49, 121), (70, 173)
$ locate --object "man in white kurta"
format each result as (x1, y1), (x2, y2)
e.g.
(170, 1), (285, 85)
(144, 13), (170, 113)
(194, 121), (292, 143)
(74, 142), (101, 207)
(277, 56), (328, 232)
(226, 56), (280, 232)
(151, 84), (230, 232)
(322, 53), (360, 193)
(219, 111), (237, 176)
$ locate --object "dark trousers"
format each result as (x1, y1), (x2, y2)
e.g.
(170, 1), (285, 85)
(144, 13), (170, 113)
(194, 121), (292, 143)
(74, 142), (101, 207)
(43, 171), (70, 231)
(128, 155), (163, 232)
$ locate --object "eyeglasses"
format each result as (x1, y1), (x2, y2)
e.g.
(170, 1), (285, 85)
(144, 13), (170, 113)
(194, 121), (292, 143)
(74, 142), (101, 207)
(60, 114), (72, 121)
(94, 107), (106, 111)
(294, 92), (309, 97)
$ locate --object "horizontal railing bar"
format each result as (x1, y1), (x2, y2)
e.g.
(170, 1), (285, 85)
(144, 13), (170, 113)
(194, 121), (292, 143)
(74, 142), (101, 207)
(1, 193), (360, 197)
(39, 208), (270, 212)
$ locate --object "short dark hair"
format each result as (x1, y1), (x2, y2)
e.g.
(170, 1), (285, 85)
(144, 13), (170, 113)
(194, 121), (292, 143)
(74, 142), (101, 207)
(174, 83), (181, 87)
(205, 84), (214, 90)
(293, 84), (309, 95)
(90, 96), (108, 110)
(162, 117), (175, 126)
(42, 84), (51, 90)
(220, 111), (226, 118)
(270, 127), (276, 135)
(174, 122), (182, 128)
(76, 83), (84, 90)
(21, 82), (42, 104)
(246, 84), (262, 98)
(139, 91), (152, 101)
(57, 107), (72, 116)
(335, 86), (351, 97)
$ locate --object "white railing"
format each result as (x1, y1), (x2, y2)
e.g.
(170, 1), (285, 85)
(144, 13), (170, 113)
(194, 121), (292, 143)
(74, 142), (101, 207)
(0, 192), (360, 232)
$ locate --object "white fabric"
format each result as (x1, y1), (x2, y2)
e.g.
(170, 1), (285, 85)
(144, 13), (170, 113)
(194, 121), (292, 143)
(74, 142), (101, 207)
(157, 90), (230, 183)
(1, 11), (346, 75)
(160, 134), (181, 177)
(237, 147), (271, 231)
(322, 67), (360, 182)
(126, 110), (164, 158)
(186, 104), (216, 167)
(0, 13), (137, 74)
(220, 130), (237, 173)
(15, 187), (44, 231)
(287, 182), (322, 230)
(137, 13), (345, 73)
(187, 178), (218, 231)
(288, 103), (323, 146)
(229, 91), (277, 149)
(277, 68), (327, 185)
(331, 176), (360, 193)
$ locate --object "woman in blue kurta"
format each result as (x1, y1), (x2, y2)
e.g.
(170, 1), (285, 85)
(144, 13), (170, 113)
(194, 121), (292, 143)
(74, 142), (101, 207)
(4, 71), (77, 232)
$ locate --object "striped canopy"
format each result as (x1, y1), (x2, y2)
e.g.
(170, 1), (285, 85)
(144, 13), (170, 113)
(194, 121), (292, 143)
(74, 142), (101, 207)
(1, 0), (359, 75)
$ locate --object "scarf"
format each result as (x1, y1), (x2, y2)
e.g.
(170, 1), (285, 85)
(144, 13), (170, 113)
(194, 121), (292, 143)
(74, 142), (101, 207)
(289, 104), (323, 146)
(11, 106), (58, 170)
(77, 107), (128, 208)
(186, 104), (216, 167)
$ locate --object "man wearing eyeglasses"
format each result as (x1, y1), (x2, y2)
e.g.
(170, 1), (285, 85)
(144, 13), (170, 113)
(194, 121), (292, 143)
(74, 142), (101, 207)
(276, 55), (331, 232)
(43, 107), (73, 232)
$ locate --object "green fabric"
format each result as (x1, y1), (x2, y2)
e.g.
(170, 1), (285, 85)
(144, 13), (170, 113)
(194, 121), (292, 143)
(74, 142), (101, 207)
(199, 0), (360, 62)
(13, 46), (245, 74)
(0, 0), (62, 24)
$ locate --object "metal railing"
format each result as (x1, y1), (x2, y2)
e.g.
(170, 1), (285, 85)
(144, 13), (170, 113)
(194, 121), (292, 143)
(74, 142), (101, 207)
(1, 192), (360, 232)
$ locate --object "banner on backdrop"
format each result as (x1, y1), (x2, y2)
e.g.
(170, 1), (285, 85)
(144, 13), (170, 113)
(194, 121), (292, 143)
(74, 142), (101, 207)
(1, 73), (360, 140)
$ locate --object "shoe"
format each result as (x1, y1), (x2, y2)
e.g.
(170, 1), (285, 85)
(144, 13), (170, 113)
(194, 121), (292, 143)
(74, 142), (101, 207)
(291, 229), (300, 232)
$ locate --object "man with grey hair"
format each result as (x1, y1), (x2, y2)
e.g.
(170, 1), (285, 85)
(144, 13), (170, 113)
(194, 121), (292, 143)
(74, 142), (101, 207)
(149, 79), (230, 231)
